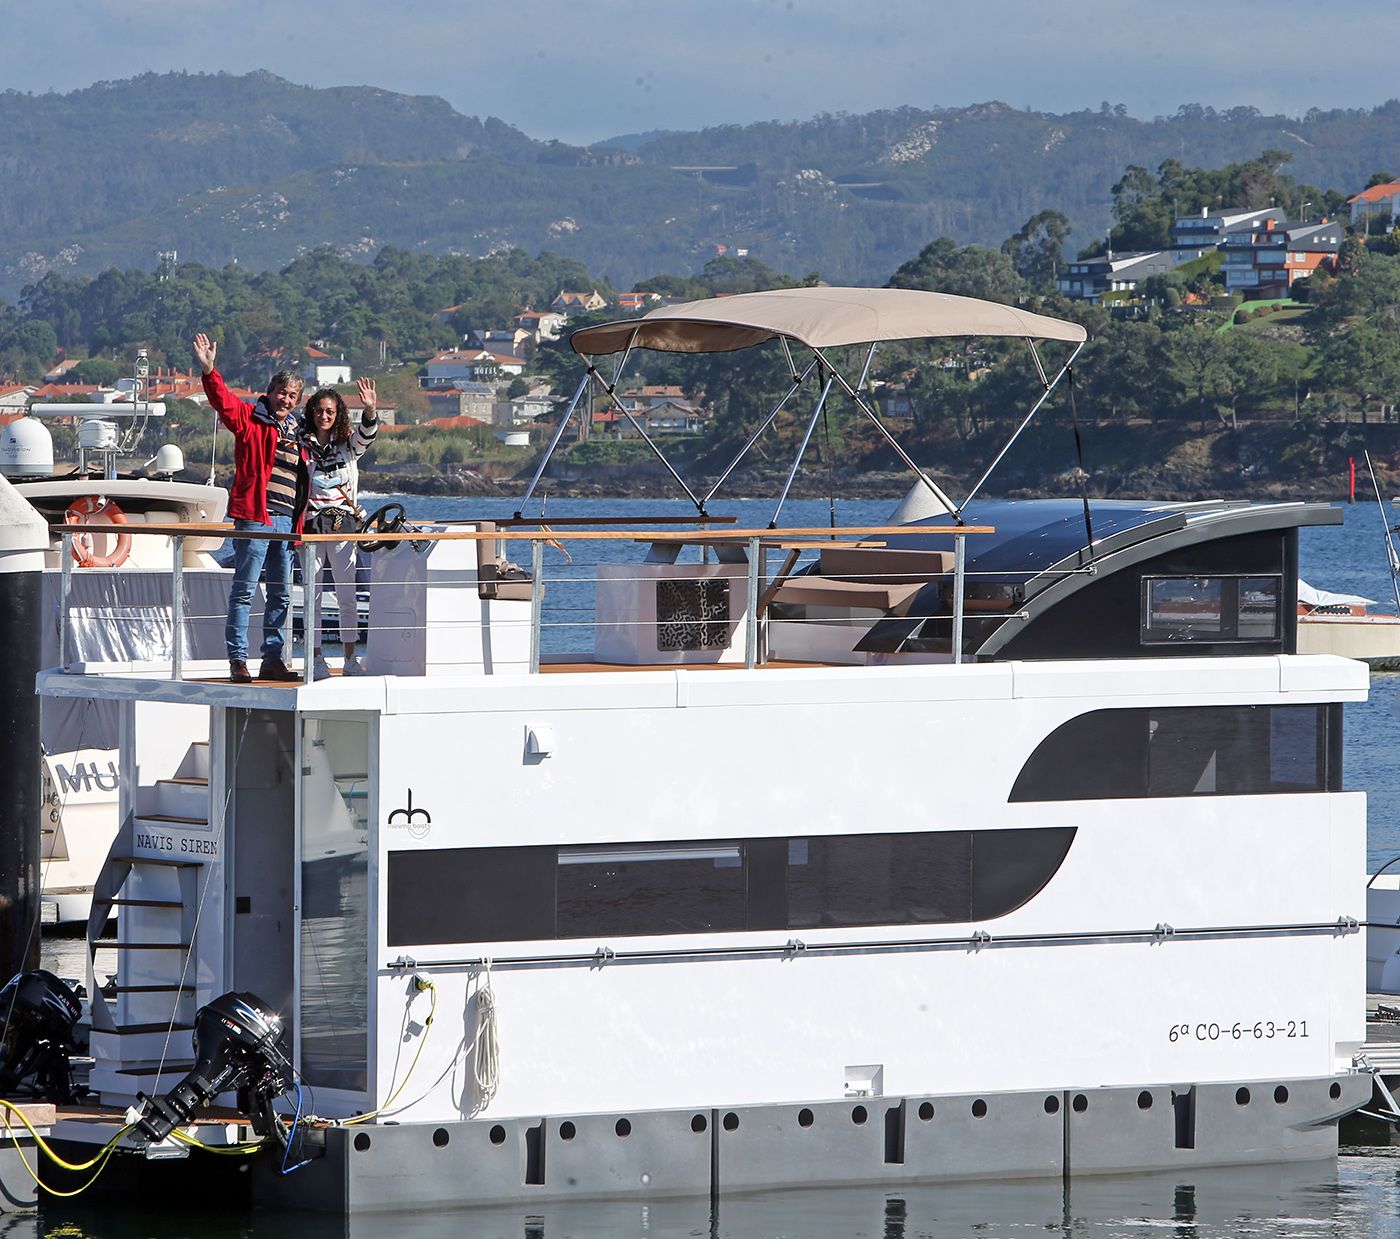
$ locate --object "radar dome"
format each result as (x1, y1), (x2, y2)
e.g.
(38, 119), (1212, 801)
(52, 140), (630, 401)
(151, 444), (184, 477)
(0, 417), (55, 478)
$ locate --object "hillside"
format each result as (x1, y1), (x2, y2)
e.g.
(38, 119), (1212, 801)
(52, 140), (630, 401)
(7, 74), (1400, 300)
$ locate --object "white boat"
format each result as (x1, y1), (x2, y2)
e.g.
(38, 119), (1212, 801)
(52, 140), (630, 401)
(1, 383), (232, 925)
(1296, 579), (1400, 669)
(18, 289), (1378, 1213)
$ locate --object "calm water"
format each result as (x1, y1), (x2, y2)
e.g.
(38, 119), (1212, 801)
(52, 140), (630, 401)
(29, 494), (1400, 1237)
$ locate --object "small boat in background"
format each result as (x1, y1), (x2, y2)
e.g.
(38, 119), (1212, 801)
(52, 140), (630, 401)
(1296, 579), (1400, 670)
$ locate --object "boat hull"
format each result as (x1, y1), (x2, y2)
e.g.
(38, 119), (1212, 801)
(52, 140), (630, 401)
(252, 1073), (1370, 1212)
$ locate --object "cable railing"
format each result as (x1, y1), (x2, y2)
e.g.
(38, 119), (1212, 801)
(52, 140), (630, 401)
(52, 520), (1007, 683)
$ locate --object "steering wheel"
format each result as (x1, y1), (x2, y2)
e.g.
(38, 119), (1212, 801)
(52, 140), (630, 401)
(358, 502), (407, 553)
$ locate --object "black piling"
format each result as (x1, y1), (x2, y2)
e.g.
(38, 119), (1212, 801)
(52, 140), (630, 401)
(0, 474), (49, 979)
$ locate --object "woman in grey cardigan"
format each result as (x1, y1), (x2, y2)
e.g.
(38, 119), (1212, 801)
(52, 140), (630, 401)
(303, 377), (378, 678)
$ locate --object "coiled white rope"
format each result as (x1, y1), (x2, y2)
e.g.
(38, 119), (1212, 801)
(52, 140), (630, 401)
(472, 961), (500, 1110)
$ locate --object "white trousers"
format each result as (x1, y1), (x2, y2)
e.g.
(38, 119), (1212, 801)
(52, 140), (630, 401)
(314, 539), (359, 650)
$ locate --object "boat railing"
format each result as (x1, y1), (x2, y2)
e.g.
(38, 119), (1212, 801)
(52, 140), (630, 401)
(51, 520), (1002, 682)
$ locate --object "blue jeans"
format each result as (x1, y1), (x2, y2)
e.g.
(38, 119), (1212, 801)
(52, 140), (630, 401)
(226, 515), (294, 662)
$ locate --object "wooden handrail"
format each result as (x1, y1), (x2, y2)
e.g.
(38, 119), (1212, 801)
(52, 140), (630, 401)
(56, 522), (995, 543)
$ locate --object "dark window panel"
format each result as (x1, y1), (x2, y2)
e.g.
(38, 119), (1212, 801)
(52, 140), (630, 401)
(557, 843), (747, 937)
(970, 828), (1076, 920)
(386, 846), (556, 947)
(1011, 705), (1331, 802)
(787, 832), (973, 930)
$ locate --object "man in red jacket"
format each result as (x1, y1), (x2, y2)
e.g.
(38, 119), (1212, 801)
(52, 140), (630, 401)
(194, 331), (309, 683)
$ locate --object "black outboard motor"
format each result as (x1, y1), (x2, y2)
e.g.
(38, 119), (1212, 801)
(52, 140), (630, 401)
(136, 991), (293, 1145)
(0, 970), (83, 1102)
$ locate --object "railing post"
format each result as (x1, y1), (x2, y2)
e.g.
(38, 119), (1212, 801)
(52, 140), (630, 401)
(302, 540), (318, 686)
(745, 535), (761, 669)
(58, 531), (72, 673)
(171, 535), (184, 681)
(529, 537), (544, 674)
(952, 533), (966, 665)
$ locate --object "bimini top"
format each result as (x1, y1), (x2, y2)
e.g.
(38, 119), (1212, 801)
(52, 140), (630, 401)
(569, 286), (1089, 356)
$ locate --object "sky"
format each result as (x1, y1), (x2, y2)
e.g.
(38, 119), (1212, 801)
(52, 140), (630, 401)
(6, 0), (1398, 145)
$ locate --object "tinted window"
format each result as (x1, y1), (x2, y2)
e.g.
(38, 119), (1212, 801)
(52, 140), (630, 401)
(557, 843), (747, 936)
(1141, 575), (1280, 644)
(1010, 705), (1337, 802)
(787, 832), (972, 929)
(386, 827), (1076, 947)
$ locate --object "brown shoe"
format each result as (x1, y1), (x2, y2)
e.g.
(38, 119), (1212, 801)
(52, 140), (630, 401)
(229, 660), (252, 684)
(257, 657), (301, 682)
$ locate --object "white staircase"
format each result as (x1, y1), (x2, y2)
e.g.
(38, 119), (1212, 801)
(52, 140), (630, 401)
(88, 740), (212, 1103)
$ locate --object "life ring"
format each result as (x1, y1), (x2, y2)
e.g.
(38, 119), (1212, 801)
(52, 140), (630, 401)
(64, 496), (132, 568)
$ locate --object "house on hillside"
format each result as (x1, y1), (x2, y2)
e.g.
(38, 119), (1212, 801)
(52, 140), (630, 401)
(425, 383), (496, 422)
(1057, 251), (1173, 302)
(514, 309), (568, 343)
(602, 398), (710, 438)
(1348, 182), (1400, 229)
(421, 349), (526, 388)
(503, 392), (556, 425)
(42, 359), (82, 383)
(0, 384), (34, 423)
(468, 327), (535, 358)
(616, 385), (689, 413)
(1170, 207), (1271, 264)
(613, 292), (665, 313)
(551, 290), (608, 317)
(1220, 218), (1342, 297)
(303, 348), (352, 387)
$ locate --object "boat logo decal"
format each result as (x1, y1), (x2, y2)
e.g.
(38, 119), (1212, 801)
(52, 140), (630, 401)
(54, 760), (119, 795)
(387, 789), (432, 840)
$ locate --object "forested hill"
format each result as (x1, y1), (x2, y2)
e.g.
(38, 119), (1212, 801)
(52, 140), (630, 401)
(6, 72), (1400, 300)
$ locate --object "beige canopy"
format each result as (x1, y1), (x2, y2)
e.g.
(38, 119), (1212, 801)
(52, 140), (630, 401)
(569, 286), (1088, 355)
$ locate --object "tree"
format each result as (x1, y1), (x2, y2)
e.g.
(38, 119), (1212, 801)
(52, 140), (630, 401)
(1082, 320), (1166, 421)
(1002, 211), (1071, 293)
(1216, 331), (1283, 429)
(1318, 322), (1400, 422)
(69, 356), (122, 386)
(2, 319), (59, 375)
(888, 238), (1023, 304)
(1165, 318), (1228, 428)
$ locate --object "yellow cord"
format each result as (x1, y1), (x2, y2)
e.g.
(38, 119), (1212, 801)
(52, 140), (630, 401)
(0, 1099), (131, 1170)
(342, 978), (436, 1126)
(0, 1102), (131, 1197)
(3, 1133), (126, 1198)
(170, 1127), (266, 1156)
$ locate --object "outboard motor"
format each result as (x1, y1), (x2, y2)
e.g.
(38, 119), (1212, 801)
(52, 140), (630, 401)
(136, 991), (293, 1145)
(0, 970), (83, 1102)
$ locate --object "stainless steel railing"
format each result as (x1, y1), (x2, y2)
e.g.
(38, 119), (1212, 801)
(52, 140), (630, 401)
(54, 520), (1002, 681)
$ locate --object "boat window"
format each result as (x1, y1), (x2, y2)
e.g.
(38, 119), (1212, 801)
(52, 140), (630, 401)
(557, 842), (747, 936)
(299, 716), (372, 1092)
(385, 826), (1075, 947)
(1141, 575), (1280, 644)
(1009, 704), (1338, 802)
(787, 832), (972, 929)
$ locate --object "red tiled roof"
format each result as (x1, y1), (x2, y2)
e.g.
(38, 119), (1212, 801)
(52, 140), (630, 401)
(380, 413), (487, 434)
(1350, 181), (1400, 203)
(27, 383), (97, 399)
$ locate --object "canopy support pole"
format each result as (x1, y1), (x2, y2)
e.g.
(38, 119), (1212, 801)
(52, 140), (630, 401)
(770, 362), (837, 528)
(959, 339), (1084, 514)
(516, 371), (592, 518)
(597, 383), (706, 514)
(813, 346), (960, 521)
(701, 358), (819, 507)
